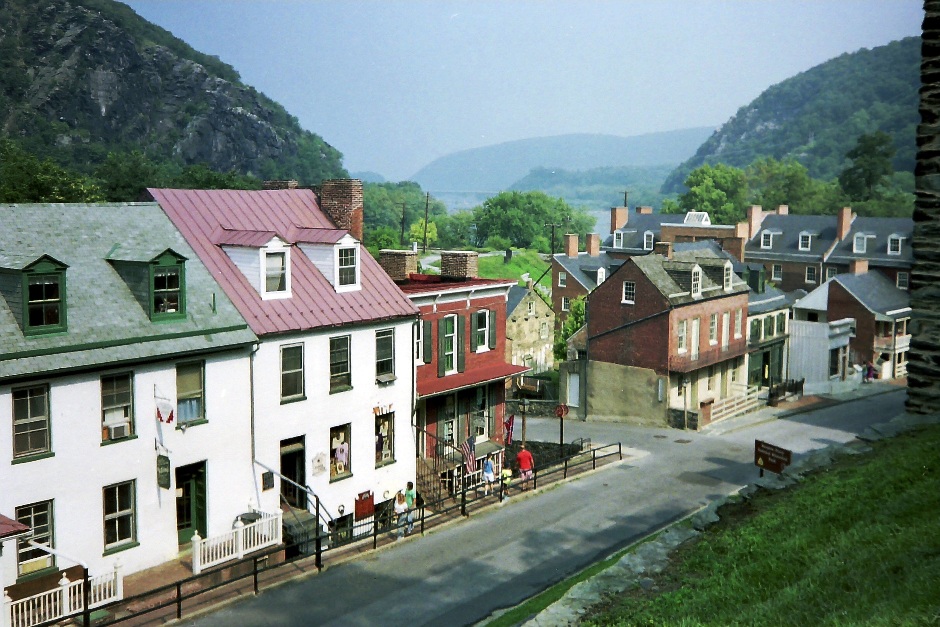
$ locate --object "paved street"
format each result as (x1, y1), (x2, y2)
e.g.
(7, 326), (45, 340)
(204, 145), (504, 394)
(182, 387), (906, 627)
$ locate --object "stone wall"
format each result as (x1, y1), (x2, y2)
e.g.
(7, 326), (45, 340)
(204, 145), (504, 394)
(909, 5), (940, 414)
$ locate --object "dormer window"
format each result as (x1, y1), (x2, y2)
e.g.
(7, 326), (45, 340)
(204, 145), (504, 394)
(613, 232), (624, 249)
(888, 235), (903, 255)
(151, 252), (186, 320)
(23, 257), (68, 335)
(691, 267), (702, 297)
(761, 232), (773, 249)
(596, 267), (606, 285)
(338, 246), (357, 287)
(261, 239), (291, 300)
(723, 264), (733, 291)
(643, 231), (654, 251)
(853, 233), (867, 254)
(798, 232), (812, 251)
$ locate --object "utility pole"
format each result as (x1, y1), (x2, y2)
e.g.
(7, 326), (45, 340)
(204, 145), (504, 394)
(400, 201), (407, 246)
(423, 192), (430, 252)
(622, 190), (630, 208)
(545, 222), (561, 255)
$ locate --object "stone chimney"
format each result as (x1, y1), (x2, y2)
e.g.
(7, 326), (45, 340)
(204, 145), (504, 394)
(564, 233), (579, 258)
(747, 205), (764, 239)
(526, 278), (534, 290)
(654, 241), (673, 259)
(440, 251), (478, 280)
(777, 205), (789, 215)
(850, 258), (869, 275)
(586, 233), (600, 257)
(378, 249), (417, 282)
(636, 206), (653, 214)
(837, 206), (854, 240)
(319, 179), (364, 242)
(263, 180), (299, 190)
(610, 206), (628, 232)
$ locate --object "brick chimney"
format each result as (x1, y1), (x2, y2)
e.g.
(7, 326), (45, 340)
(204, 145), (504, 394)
(837, 206), (854, 240)
(263, 180), (299, 190)
(440, 251), (478, 279)
(586, 233), (600, 257)
(378, 249), (417, 282)
(319, 179), (364, 242)
(564, 233), (579, 258)
(610, 206), (628, 232)
(747, 205), (764, 239)
(654, 241), (673, 259)
(777, 205), (789, 215)
(636, 206), (653, 214)
(849, 258), (868, 275)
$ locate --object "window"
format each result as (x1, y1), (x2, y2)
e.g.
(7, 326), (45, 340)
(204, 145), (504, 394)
(772, 264), (782, 281)
(330, 424), (351, 478)
(750, 319), (761, 342)
(415, 321), (424, 363)
(691, 268), (701, 296)
(103, 481), (136, 550)
(101, 373), (133, 440)
(643, 231), (654, 251)
(264, 251), (287, 293)
(338, 247), (358, 286)
(734, 309), (743, 338)
(280, 344), (304, 400)
(613, 232), (624, 248)
(440, 315), (457, 375)
(527, 301), (534, 315)
(375, 412), (394, 464)
(723, 265), (732, 291)
(799, 233), (812, 251)
(596, 267), (606, 284)
(16, 501), (54, 576)
(721, 312), (730, 348)
(473, 310), (489, 352)
(176, 362), (204, 424)
(776, 312), (787, 334)
(677, 320), (687, 353)
(764, 316), (774, 338)
(330, 336), (352, 391)
(897, 272), (910, 289)
(12, 385), (49, 458)
(826, 266), (838, 281)
(25, 272), (66, 334)
(761, 232), (773, 249)
(561, 297), (570, 312)
(558, 272), (567, 288)
(622, 281), (636, 304)
(376, 329), (395, 380)
(540, 321), (549, 339)
(888, 235), (902, 255)
(829, 348), (841, 377)
(853, 233), (867, 253)
(706, 366), (714, 391)
(152, 263), (183, 318)
(805, 266), (818, 283)
(709, 313), (718, 344)
(690, 318), (700, 359)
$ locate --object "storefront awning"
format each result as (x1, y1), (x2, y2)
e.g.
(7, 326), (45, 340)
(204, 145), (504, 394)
(418, 363), (530, 399)
(0, 514), (30, 542)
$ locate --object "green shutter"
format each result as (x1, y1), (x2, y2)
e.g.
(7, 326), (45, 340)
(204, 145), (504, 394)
(437, 318), (446, 377)
(422, 320), (432, 364)
(470, 311), (479, 351)
(488, 309), (497, 349)
(457, 315), (466, 373)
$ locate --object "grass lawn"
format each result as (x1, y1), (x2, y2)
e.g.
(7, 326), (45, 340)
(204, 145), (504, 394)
(489, 423), (940, 627)
(427, 249), (550, 288)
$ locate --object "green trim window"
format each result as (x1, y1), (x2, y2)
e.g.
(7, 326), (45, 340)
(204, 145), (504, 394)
(376, 329), (395, 378)
(750, 319), (762, 343)
(102, 373), (134, 441)
(440, 315), (457, 375)
(330, 423), (351, 479)
(103, 481), (136, 550)
(330, 336), (352, 392)
(151, 253), (185, 320)
(176, 362), (205, 424)
(375, 412), (394, 464)
(24, 261), (67, 335)
(281, 344), (305, 401)
(16, 501), (54, 576)
(13, 385), (50, 458)
(776, 312), (787, 334)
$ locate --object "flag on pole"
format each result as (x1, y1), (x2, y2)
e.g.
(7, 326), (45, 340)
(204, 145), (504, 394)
(504, 414), (515, 445)
(460, 436), (476, 473)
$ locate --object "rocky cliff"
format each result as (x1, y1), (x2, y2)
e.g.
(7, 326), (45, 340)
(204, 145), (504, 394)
(0, 0), (346, 182)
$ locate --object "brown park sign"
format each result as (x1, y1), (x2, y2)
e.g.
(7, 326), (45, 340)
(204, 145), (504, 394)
(754, 439), (792, 475)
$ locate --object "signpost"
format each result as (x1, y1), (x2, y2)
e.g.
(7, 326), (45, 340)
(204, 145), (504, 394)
(555, 404), (569, 460)
(754, 439), (792, 477)
(157, 454), (171, 489)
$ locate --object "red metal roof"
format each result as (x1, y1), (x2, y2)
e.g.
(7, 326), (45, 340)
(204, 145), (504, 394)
(148, 188), (418, 335)
(418, 362), (530, 398)
(0, 514), (30, 540)
(397, 274), (518, 296)
(214, 228), (279, 247)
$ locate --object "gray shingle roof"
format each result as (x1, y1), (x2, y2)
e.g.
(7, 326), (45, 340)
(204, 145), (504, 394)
(827, 217), (914, 267)
(602, 213), (687, 252)
(630, 246), (748, 306)
(745, 214), (838, 260)
(0, 203), (256, 380)
(833, 272), (911, 320)
(553, 251), (623, 290)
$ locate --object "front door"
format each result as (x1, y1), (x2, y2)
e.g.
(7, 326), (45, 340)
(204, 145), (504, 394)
(176, 462), (207, 545)
(280, 437), (306, 509)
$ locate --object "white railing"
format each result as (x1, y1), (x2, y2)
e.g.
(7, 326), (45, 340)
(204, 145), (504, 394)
(710, 384), (761, 423)
(4, 564), (122, 627)
(192, 510), (283, 574)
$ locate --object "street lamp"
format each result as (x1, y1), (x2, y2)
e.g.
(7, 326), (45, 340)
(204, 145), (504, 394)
(519, 397), (529, 447)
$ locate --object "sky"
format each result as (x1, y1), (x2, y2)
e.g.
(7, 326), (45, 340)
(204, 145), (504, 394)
(122, 1), (923, 182)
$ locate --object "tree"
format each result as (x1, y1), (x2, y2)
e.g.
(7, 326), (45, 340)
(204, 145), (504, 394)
(838, 131), (896, 201)
(665, 163), (749, 224)
(472, 191), (593, 250)
(95, 150), (159, 201)
(408, 218), (438, 249)
(553, 296), (586, 361)
(435, 210), (477, 248)
(0, 139), (104, 202)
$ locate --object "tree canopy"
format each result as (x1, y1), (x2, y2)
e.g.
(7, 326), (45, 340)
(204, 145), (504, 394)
(554, 296), (586, 361)
(0, 139), (103, 202)
(838, 131), (896, 201)
(470, 191), (595, 252)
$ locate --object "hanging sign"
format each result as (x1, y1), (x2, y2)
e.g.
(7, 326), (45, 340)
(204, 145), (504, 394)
(157, 454), (171, 490)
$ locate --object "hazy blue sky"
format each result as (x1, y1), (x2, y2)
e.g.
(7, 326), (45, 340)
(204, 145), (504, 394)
(122, 1), (922, 182)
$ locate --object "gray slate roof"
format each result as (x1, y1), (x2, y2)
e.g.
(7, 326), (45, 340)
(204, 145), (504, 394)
(827, 216), (914, 268)
(630, 246), (749, 306)
(0, 203), (256, 380)
(745, 214), (838, 261)
(507, 285), (527, 315)
(833, 272), (911, 320)
(553, 251), (623, 291)
(602, 213), (687, 253)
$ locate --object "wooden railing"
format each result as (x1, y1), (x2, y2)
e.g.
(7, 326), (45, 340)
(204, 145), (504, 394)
(191, 510), (283, 575)
(710, 384), (761, 422)
(4, 565), (122, 627)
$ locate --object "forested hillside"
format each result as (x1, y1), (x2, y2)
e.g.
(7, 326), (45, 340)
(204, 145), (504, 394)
(662, 37), (919, 194)
(0, 0), (346, 182)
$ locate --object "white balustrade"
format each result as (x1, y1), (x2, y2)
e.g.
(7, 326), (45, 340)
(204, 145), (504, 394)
(192, 510), (283, 574)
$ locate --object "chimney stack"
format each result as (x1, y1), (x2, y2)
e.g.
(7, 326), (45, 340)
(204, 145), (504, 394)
(263, 180), (299, 190)
(837, 207), (854, 240)
(849, 258), (868, 275)
(777, 205), (789, 215)
(319, 179), (364, 242)
(636, 206), (653, 215)
(654, 241), (673, 259)
(564, 233), (579, 258)
(440, 251), (478, 280)
(586, 233), (600, 257)
(610, 206), (628, 232)
(378, 249), (417, 282)
(748, 205), (763, 239)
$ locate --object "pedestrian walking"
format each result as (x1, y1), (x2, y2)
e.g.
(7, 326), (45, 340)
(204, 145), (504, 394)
(394, 491), (408, 540)
(404, 481), (417, 534)
(482, 454), (496, 495)
(500, 465), (513, 500)
(516, 444), (534, 491)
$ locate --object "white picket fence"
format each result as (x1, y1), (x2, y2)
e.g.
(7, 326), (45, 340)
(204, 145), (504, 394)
(710, 384), (761, 423)
(192, 510), (282, 574)
(4, 564), (122, 627)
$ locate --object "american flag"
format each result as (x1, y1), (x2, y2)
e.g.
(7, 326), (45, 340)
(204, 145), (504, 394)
(504, 414), (514, 445)
(460, 436), (476, 473)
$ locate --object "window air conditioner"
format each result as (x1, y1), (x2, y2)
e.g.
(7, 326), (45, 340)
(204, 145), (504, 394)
(109, 422), (131, 440)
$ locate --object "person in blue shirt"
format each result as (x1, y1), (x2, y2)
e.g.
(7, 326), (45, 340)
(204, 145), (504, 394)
(482, 454), (496, 496)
